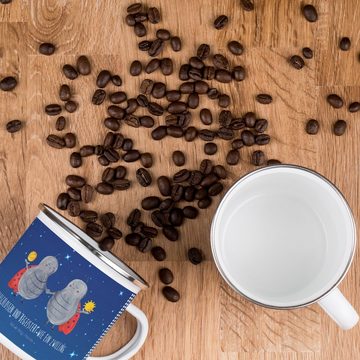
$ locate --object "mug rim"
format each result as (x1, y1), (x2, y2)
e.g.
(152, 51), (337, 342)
(210, 164), (357, 310)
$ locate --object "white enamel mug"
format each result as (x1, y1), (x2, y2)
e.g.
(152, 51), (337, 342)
(211, 165), (359, 330)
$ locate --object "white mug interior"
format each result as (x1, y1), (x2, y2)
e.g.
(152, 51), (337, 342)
(211, 165), (356, 308)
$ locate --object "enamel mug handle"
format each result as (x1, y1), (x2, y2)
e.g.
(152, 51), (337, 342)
(318, 287), (359, 330)
(88, 304), (148, 360)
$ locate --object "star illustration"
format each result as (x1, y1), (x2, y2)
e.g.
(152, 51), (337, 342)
(65, 254), (71, 260)
(69, 351), (77, 358)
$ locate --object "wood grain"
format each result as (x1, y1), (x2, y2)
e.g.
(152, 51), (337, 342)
(1, 0), (360, 359)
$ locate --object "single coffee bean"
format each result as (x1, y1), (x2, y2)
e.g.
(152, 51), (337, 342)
(228, 40), (244, 55)
(148, 7), (161, 24)
(151, 246), (166, 261)
(213, 165), (227, 179)
(99, 237), (115, 251)
(38, 42), (56, 55)
(243, 112), (255, 127)
(80, 210), (98, 222)
(240, 0), (254, 11)
(267, 159), (282, 165)
(188, 171), (203, 186)
(148, 102), (164, 116)
(127, 2), (142, 13)
(85, 222), (103, 238)
(171, 184), (184, 201)
(195, 187), (208, 201)
(98, 155), (110, 166)
(122, 149), (140, 162)
(207, 87), (219, 98)
(183, 206), (198, 219)
(305, 119), (319, 135)
(6, 120), (22, 133)
(104, 117), (120, 131)
(95, 145), (105, 155)
(188, 66), (202, 80)
(76, 55), (91, 75)
(66, 175), (86, 187)
(111, 75), (122, 86)
(165, 91), (180, 103)
(215, 69), (232, 83)
(214, 15), (228, 30)
(170, 36), (181, 51)
(114, 166), (126, 179)
(208, 182), (224, 196)
(59, 84), (71, 101)
(162, 286), (180, 302)
(213, 53), (229, 70)
(107, 227), (123, 239)
(124, 114), (140, 128)
(151, 126), (167, 140)
(218, 94), (231, 108)
(65, 100), (77, 113)
(68, 201), (81, 217)
(254, 118), (268, 133)
(79, 145), (95, 157)
(188, 247), (203, 265)
(183, 186), (196, 201)
(172, 151), (185, 166)
(81, 184), (94, 204)
(189, 56), (205, 70)
(45, 103), (62, 116)
(197, 43), (210, 60)
(126, 98), (139, 114)
(109, 91), (127, 104)
(149, 38), (164, 57)
(193, 80), (208, 94)
(168, 101), (187, 114)
(64, 132), (76, 148)
(219, 110), (232, 127)
(127, 209), (141, 227)
(102, 167), (115, 183)
(198, 196), (212, 209)
(92, 89), (106, 105)
(160, 58), (173, 76)
(136, 168), (152, 187)
(156, 29), (170, 40)
(99, 213), (115, 229)
(137, 153), (153, 169)
(159, 268), (174, 284)
(226, 149), (240, 165)
(255, 134), (270, 145)
(125, 14), (136, 26)
(137, 95), (149, 108)
(333, 120), (347, 136)
(107, 105), (125, 119)
(179, 64), (190, 80)
(130, 60), (142, 76)
(302, 47), (313, 59)
(184, 126), (198, 141)
(140, 79), (154, 95)
(96, 70), (111, 88)
(204, 142), (217, 155)
(232, 66), (246, 81)
(199, 129), (216, 141)
(57, 193), (70, 210)
(151, 210), (166, 227)
(200, 108), (213, 125)
(0, 76), (17, 91)
(169, 208), (184, 227)
(179, 82), (194, 94)
(327, 94), (343, 108)
(138, 237), (152, 253)
(241, 130), (255, 146)
(173, 169), (191, 183)
(302, 4), (318, 22)
(152, 82), (166, 99)
(142, 196), (161, 210)
(201, 173), (218, 187)
(62, 64), (78, 80)
(138, 40), (152, 51)
(103, 151), (119, 166)
(339, 37), (351, 51)
(134, 12), (147, 22)
(163, 226), (179, 241)
(134, 22), (147, 37)
(199, 159), (213, 175)
(114, 134), (126, 149)
(96, 182), (114, 195)
(157, 176), (171, 196)
(187, 93), (199, 109)
(251, 150), (266, 166)
(167, 125), (184, 138)
(289, 55), (305, 70)
(256, 93), (272, 104)
(349, 102), (360, 113)
(70, 152), (82, 168)
(46, 134), (65, 149)
(218, 127), (234, 140)
(141, 226), (158, 238)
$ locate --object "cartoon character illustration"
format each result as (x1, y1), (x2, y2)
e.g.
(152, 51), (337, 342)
(46, 279), (90, 335)
(8, 255), (58, 300)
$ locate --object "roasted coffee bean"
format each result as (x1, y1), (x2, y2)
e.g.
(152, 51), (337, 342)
(102, 167), (115, 183)
(289, 55), (305, 70)
(111, 75), (122, 86)
(165, 91), (180, 103)
(159, 198), (174, 211)
(188, 247), (203, 265)
(200, 67), (213, 82)
(183, 186), (196, 201)
(149, 38), (164, 57)
(121, 137), (132, 150)
(215, 69), (232, 83)
(200, 108), (213, 125)
(302, 47), (313, 59)
(113, 166), (126, 180)
(228, 118), (244, 131)
(187, 93), (199, 109)
(171, 184), (184, 201)
(148, 6), (161, 23)
(151, 210), (166, 227)
(228, 40), (244, 55)
(173, 169), (191, 183)
(127, 2), (142, 13)
(306, 119), (319, 135)
(99, 237), (115, 251)
(185, 126), (198, 141)
(0, 76), (17, 93)
(76, 55), (91, 75)
(107, 227), (122, 239)
(207, 87), (219, 99)
(130, 60), (142, 76)
(160, 58), (173, 76)
(302, 4), (318, 22)
(140, 226), (158, 238)
(214, 15), (228, 30)
(45, 103), (62, 116)
(80, 210), (98, 222)
(98, 155), (110, 166)
(38, 42), (55, 55)
(208, 182), (224, 196)
(85, 222), (103, 238)
(68, 201), (81, 217)
(107, 105), (125, 119)
(240, 0), (254, 10)
(66, 175), (86, 188)
(124, 115), (140, 128)
(62, 64), (78, 80)
(218, 127), (234, 140)
(57, 193), (70, 210)
(232, 66), (246, 81)
(195, 187), (208, 200)
(142, 196), (161, 210)
(168, 100), (187, 114)
(139, 40), (152, 51)
(92, 89), (106, 105)
(170, 36), (181, 51)
(123, 149), (140, 162)
(339, 37), (351, 51)
(179, 64), (190, 81)
(188, 171), (203, 186)
(333, 120), (347, 136)
(163, 226), (179, 241)
(157, 176), (171, 196)
(139, 153), (152, 168)
(64, 132), (76, 148)
(204, 142), (217, 155)
(327, 94), (343, 108)
(6, 120), (22, 133)
(201, 173), (218, 187)
(256, 93), (272, 104)
(156, 29), (170, 40)
(218, 94), (231, 108)
(197, 43), (211, 60)
(96, 70), (111, 88)
(254, 118), (268, 133)
(219, 110), (232, 127)
(70, 152), (82, 168)
(151, 126), (167, 140)
(79, 145), (95, 157)
(349, 102), (360, 113)
(167, 125), (184, 138)
(95, 145), (105, 155)
(255, 134), (270, 145)
(213, 165), (227, 179)
(189, 56), (205, 70)
(179, 82), (194, 94)
(199, 129), (216, 141)
(172, 151), (185, 166)
(183, 206), (198, 219)
(145, 58), (160, 74)
(46, 134), (65, 149)
(162, 286), (180, 302)
(159, 268), (174, 284)
(151, 246), (166, 261)
(213, 54), (229, 70)
(59, 84), (71, 101)
(148, 102), (164, 116)
(243, 112), (255, 127)
(199, 159), (213, 175)
(226, 149), (240, 165)
(126, 98), (138, 114)
(251, 150), (266, 166)
(152, 82), (166, 99)
(96, 181), (114, 195)
(267, 159), (282, 166)
(140, 79), (154, 95)
(138, 237), (152, 253)
(104, 117), (120, 131)
(169, 208), (184, 227)
(65, 100), (77, 113)
(109, 91), (127, 104)
(134, 12), (147, 22)
(134, 22), (147, 37)
(188, 67), (203, 81)
(127, 209), (141, 227)
(81, 184), (94, 204)
(136, 168), (152, 187)
(193, 81), (207, 95)
(198, 196), (212, 209)
(241, 130), (255, 146)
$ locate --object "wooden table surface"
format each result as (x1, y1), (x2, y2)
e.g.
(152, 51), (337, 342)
(1, 0), (360, 359)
